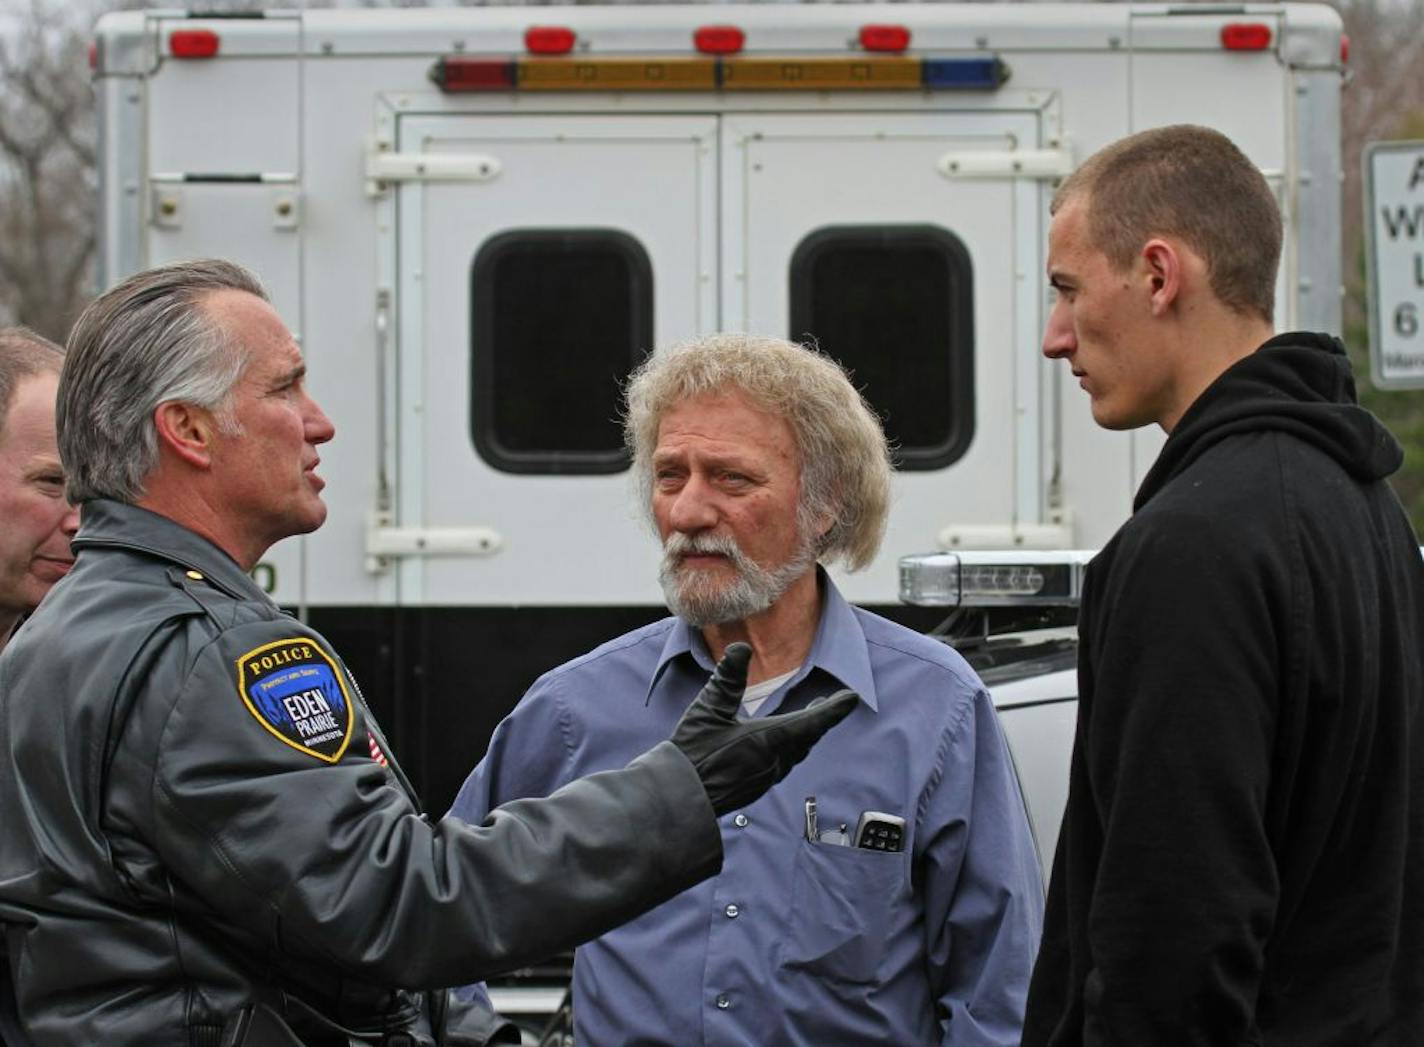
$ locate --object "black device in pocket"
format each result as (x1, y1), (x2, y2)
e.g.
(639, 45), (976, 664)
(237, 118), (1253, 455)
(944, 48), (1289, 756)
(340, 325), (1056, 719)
(852, 811), (905, 852)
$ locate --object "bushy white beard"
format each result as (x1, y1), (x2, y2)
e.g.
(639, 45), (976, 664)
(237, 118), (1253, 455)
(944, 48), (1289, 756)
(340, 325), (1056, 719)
(659, 530), (816, 627)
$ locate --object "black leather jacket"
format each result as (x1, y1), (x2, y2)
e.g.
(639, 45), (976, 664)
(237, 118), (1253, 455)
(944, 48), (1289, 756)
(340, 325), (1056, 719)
(0, 500), (722, 1046)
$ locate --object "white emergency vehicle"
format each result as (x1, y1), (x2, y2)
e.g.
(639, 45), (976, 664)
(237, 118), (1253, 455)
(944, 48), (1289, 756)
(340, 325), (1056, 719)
(93, 0), (1343, 868)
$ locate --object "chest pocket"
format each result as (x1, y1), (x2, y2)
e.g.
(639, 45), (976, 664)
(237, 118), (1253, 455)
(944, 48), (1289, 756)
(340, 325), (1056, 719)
(775, 838), (906, 985)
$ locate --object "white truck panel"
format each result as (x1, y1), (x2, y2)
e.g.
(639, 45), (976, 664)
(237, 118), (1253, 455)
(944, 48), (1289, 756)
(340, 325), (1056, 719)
(92, 3), (1345, 611)
(396, 114), (717, 606)
(148, 58), (299, 175)
(725, 109), (1040, 600)
(293, 61), (414, 609)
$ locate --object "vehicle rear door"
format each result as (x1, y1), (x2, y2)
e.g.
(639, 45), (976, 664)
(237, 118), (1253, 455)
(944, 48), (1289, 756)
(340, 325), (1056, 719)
(393, 113), (717, 606)
(723, 109), (1049, 604)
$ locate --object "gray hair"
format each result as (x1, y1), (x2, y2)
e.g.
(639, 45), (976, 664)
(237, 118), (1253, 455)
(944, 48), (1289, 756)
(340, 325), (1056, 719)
(58, 259), (267, 504)
(624, 334), (892, 572)
(0, 327), (63, 438)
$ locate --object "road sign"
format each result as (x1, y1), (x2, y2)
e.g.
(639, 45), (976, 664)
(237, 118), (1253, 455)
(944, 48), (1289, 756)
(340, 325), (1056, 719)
(1364, 139), (1424, 389)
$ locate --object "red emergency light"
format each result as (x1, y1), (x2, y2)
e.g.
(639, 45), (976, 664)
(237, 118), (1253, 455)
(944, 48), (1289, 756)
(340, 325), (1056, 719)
(1220, 23), (1272, 51)
(694, 26), (745, 55)
(860, 25), (911, 53)
(169, 29), (220, 59)
(430, 57), (517, 92)
(525, 26), (576, 55)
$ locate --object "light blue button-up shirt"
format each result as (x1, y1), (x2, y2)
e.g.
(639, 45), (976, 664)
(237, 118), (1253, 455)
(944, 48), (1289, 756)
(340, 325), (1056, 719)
(450, 576), (1043, 1046)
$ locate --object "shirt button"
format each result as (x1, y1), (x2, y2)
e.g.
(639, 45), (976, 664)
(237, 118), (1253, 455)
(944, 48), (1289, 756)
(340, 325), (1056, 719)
(724, 903), (740, 919)
(715, 993), (730, 1010)
(733, 814), (749, 828)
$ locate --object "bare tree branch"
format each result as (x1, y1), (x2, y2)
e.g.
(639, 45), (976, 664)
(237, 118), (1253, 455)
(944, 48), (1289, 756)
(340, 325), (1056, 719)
(0, 0), (97, 338)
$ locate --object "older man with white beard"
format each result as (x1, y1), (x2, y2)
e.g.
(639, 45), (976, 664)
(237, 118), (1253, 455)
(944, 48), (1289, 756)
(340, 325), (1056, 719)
(450, 334), (1043, 1047)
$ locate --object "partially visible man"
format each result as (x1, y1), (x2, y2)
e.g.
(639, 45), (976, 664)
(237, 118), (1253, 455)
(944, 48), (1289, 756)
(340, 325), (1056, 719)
(0, 261), (857, 1046)
(452, 334), (1044, 1046)
(0, 328), (77, 654)
(0, 328), (76, 1047)
(1023, 125), (1424, 1046)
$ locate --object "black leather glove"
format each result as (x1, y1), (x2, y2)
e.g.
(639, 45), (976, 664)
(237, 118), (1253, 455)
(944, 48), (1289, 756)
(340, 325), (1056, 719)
(436, 989), (521, 1046)
(671, 643), (858, 816)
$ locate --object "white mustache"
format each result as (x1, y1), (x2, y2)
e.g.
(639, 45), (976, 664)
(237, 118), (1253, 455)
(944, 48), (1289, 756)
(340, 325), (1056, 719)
(662, 531), (748, 565)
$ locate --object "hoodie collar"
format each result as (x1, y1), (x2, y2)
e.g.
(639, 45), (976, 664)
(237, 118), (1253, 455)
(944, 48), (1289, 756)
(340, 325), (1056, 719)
(1134, 332), (1401, 512)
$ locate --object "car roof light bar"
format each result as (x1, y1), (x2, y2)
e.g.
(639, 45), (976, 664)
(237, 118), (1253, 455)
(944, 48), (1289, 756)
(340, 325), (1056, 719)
(904, 548), (1423, 606)
(899, 550), (1096, 608)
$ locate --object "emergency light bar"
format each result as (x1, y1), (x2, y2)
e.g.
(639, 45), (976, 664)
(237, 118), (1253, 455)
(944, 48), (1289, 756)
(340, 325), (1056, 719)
(521, 58), (717, 92)
(721, 56), (921, 91)
(899, 551), (1096, 608)
(429, 54), (1008, 93)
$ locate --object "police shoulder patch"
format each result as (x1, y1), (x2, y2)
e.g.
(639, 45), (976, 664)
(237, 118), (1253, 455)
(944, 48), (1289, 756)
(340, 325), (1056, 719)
(236, 637), (354, 764)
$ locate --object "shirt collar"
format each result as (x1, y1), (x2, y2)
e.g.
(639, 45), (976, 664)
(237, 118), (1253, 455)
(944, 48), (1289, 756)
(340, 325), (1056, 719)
(645, 568), (879, 712)
(72, 498), (275, 605)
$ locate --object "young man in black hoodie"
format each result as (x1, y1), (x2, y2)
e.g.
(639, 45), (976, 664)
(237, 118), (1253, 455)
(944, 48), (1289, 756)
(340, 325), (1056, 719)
(1022, 124), (1424, 1046)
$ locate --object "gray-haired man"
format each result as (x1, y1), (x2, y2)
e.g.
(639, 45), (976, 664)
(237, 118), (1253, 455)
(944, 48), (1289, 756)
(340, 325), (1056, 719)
(0, 261), (856, 1046)
(453, 335), (1043, 1046)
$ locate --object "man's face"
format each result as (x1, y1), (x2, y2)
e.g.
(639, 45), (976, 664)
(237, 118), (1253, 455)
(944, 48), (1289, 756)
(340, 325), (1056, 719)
(651, 390), (815, 626)
(203, 290), (335, 553)
(1043, 194), (1175, 430)
(0, 372), (79, 617)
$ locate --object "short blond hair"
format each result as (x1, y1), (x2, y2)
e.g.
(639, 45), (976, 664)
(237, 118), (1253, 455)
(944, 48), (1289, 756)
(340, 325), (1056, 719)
(624, 334), (891, 572)
(1054, 124), (1281, 321)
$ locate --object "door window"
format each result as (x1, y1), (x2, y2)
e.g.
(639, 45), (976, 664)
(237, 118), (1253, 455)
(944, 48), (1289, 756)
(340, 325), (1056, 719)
(789, 225), (974, 470)
(470, 228), (653, 474)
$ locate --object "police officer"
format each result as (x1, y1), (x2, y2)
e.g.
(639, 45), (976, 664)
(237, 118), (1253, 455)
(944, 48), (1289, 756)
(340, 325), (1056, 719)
(0, 260), (857, 1046)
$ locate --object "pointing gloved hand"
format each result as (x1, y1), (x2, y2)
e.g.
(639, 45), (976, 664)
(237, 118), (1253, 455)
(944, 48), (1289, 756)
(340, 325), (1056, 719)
(671, 642), (859, 816)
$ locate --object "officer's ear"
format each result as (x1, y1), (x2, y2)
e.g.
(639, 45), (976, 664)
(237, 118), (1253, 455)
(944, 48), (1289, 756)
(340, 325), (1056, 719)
(153, 400), (218, 470)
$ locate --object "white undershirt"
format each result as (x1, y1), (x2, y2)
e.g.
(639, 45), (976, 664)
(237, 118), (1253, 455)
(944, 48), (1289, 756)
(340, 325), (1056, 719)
(739, 668), (799, 718)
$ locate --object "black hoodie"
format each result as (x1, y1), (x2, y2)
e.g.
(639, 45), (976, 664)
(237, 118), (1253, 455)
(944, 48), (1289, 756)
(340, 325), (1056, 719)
(1023, 333), (1424, 1047)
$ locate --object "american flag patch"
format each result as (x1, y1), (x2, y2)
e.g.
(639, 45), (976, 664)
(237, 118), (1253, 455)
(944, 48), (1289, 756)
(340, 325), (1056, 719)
(367, 731), (389, 767)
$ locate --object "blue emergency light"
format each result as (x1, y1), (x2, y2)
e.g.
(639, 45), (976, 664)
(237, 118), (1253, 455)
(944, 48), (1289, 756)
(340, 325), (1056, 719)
(922, 57), (1010, 90)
